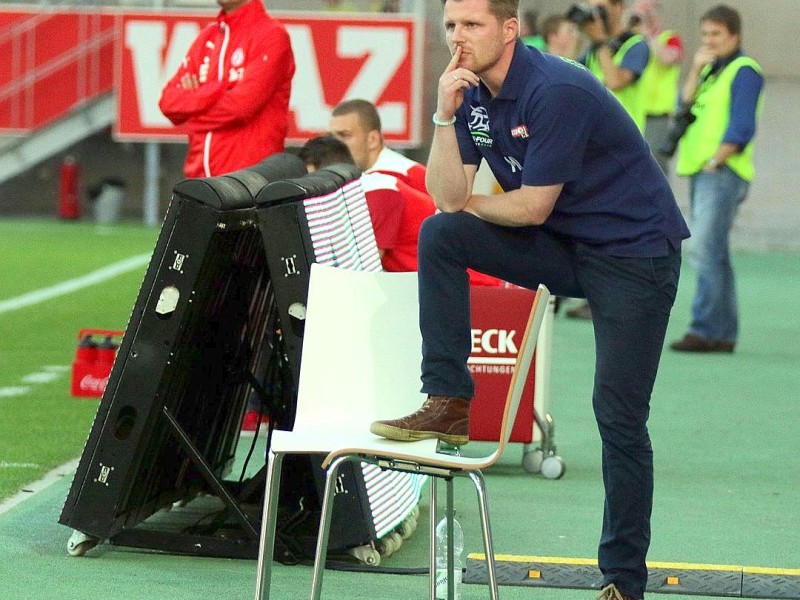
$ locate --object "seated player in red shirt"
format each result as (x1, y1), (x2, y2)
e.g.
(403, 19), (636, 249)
(299, 135), (433, 272)
(327, 99), (500, 285)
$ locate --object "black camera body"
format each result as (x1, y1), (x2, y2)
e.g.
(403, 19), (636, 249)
(566, 3), (609, 28)
(658, 105), (697, 157)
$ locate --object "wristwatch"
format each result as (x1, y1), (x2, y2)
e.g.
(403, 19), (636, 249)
(706, 158), (721, 171)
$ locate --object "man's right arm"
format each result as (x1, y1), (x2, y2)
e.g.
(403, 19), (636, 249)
(426, 46), (481, 212)
(159, 78), (226, 126)
(681, 46), (715, 104)
(426, 118), (477, 212)
(186, 26), (295, 131)
(158, 32), (226, 125)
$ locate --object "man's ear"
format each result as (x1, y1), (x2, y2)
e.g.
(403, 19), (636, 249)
(505, 17), (520, 43)
(367, 129), (382, 151)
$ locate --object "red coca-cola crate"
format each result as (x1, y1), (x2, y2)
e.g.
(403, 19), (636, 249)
(71, 328), (124, 398)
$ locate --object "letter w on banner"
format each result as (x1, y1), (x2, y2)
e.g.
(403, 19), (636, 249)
(116, 12), (424, 147)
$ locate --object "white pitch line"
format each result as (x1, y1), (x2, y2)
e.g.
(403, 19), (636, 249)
(0, 253), (151, 315)
(0, 458), (80, 517)
(0, 386), (31, 398)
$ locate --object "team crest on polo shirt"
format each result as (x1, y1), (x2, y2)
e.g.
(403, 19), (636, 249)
(468, 106), (493, 148)
(231, 48), (245, 67)
(511, 124), (529, 139)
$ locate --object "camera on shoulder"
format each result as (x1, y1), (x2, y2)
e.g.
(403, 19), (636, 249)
(658, 104), (697, 157)
(566, 3), (609, 28)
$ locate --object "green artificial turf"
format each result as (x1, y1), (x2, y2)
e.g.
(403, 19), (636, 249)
(1, 218), (798, 600)
(0, 219), (159, 501)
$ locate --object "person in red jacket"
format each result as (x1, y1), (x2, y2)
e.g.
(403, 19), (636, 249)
(159, 0), (295, 178)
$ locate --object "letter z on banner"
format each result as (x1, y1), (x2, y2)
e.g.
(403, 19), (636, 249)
(116, 12), (423, 146)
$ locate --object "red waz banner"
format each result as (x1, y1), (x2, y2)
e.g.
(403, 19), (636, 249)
(116, 12), (425, 146)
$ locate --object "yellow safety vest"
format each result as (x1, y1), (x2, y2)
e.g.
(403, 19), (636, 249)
(640, 30), (681, 116)
(587, 34), (647, 132)
(676, 56), (764, 181)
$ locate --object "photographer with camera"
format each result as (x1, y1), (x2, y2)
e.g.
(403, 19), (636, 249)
(669, 5), (764, 354)
(573, 0), (650, 132)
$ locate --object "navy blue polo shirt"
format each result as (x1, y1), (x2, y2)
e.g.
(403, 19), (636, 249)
(454, 40), (690, 257)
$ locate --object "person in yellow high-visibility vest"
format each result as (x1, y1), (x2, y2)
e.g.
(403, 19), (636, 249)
(630, 0), (684, 174)
(577, 0), (650, 132)
(669, 5), (764, 354)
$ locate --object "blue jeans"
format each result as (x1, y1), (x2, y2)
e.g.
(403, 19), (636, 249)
(687, 167), (749, 343)
(418, 212), (682, 599)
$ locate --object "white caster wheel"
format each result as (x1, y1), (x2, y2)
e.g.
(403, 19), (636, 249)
(397, 516), (417, 539)
(540, 455), (565, 480)
(377, 536), (396, 557)
(522, 449), (544, 474)
(388, 532), (403, 552)
(67, 530), (99, 557)
(348, 544), (381, 566)
(378, 532), (403, 557)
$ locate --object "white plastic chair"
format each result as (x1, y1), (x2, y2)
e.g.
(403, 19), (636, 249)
(254, 263), (551, 600)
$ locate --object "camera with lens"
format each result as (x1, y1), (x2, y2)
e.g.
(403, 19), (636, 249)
(657, 104), (697, 157)
(566, 3), (609, 27)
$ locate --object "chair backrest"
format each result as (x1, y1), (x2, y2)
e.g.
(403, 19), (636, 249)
(292, 264), (426, 433)
(495, 284), (551, 450)
(295, 264), (550, 464)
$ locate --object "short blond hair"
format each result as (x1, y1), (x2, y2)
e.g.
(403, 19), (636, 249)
(441, 0), (519, 22)
(331, 99), (382, 133)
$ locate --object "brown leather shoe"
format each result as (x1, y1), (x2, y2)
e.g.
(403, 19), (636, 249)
(597, 583), (638, 600)
(669, 333), (735, 353)
(370, 395), (470, 446)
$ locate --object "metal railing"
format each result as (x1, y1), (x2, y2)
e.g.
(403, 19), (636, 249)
(0, 9), (115, 134)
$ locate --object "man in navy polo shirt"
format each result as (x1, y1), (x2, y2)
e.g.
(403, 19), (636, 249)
(370, 1), (690, 599)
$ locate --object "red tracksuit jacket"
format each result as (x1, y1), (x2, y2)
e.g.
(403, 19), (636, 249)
(159, 1), (295, 178)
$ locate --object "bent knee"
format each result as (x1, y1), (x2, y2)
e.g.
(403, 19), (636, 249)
(419, 212), (468, 250)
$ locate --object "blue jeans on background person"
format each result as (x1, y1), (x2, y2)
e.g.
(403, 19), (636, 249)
(688, 167), (749, 344)
(417, 212), (681, 599)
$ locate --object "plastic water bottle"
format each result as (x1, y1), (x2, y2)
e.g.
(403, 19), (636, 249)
(435, 514), (464, 600)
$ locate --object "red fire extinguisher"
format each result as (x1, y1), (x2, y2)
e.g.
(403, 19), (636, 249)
(59, 155), (80, 219)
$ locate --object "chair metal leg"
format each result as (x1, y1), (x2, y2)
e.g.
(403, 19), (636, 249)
(254, 451), (285, 600)
(469, 470), (499, 600)
(445, 477), (455, 600)
(429, 476), (438, 600)
(430, 476), (457, 600)
(310, 455), (352, 600)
